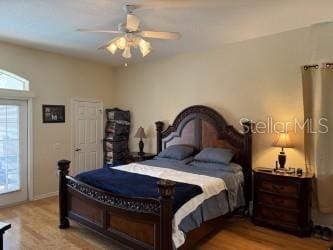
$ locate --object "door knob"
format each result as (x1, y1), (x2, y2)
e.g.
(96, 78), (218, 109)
(75, 148), (82, 152)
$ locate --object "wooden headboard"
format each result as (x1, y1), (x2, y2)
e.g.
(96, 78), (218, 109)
(155, 105), (253, 204)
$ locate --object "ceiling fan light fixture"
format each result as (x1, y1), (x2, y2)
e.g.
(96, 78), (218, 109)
(106, 43), (118, 54)
(115, 37), (127, 50)
(139, 38), (152, 57)
(78, 4), (181, 61)
(122, 46), (132, 58)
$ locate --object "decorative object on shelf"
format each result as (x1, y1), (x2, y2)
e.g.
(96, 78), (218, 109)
(42, 105), (65, 123)
(103, 108), (130, 166)
(274, 168), (296, 174)
(134, 126), (146, 156)
(77, 5), (181, 59)
(296, 168), (303, 176)
(289, 167), (296, 174)
(272, 131), (292, 168)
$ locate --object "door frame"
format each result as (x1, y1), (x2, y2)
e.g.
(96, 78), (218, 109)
(70, 98), (103, 174)
(0, 89), (34, 202)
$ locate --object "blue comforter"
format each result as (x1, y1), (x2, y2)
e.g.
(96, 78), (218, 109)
(75, 167), (203, 214)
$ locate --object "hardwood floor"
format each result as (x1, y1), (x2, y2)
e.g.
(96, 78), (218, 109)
(0, 196), (331, 250)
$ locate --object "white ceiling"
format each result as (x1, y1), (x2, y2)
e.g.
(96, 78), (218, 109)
(1, 0), (333, 66)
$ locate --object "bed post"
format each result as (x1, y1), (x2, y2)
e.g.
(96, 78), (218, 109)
(157, 179), (175, 250)
(155, 121), (164, 154)
(242, 121), (253, 205)
(58, 159), (71, 229)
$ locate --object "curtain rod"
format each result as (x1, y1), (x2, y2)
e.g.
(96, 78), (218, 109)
(303, 63), (333, 70)
(303, 64), (319, 70)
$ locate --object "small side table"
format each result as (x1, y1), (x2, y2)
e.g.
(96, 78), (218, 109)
(127, 152), (156, 163)
(0, 222), (11, 250)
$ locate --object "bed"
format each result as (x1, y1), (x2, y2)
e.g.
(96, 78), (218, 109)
(58, 105), (252, 250)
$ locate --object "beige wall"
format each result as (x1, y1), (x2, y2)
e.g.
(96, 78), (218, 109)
(0, 41), (115, 198)
(114, 27), (313, 168)
(113, 22), (333, 226)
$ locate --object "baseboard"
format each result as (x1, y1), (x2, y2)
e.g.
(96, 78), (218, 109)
(33, 191), (58, 201)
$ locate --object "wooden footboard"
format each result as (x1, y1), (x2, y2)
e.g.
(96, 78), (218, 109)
(58, 160), (175, 250)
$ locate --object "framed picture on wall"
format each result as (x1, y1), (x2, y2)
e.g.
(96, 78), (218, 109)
(42, 105), (65, 123)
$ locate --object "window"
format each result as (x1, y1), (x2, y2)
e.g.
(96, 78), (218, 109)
(0, 70), (29, 91)
(0, 104), (20, 193)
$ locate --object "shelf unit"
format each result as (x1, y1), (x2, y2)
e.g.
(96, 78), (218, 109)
(104, 108), (130, 166)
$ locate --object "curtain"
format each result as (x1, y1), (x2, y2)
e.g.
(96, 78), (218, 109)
(302, 63), (333, 213)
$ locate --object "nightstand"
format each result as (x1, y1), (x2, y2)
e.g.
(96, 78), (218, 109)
(126, 152), (156, 163)
(253, 169), (313, 237)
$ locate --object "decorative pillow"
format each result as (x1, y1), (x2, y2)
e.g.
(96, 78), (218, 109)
(194, 147), (234, 165)
(157, 144), (196, 160)
(189, 160), (242, 173)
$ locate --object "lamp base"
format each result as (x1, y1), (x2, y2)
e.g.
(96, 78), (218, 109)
(278, 151), (286, 168)
(138, 139), (144, 156)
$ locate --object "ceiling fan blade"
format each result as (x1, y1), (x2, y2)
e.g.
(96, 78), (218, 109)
(97, 38), (118, 50)
(136, 1), (224, 10)
(98, 42), (111, 50)
(126, 14), (140, 32)
(77, 29), (123, 34)
(140, 31), (181, 40)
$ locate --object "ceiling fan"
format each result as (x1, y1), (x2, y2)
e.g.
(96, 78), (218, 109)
(78, 4), (181, 59)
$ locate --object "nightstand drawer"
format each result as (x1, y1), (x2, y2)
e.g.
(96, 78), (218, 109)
(256, 205), (298, 225)
(258, 192), (299, 210)
(259, 179), (300, 197)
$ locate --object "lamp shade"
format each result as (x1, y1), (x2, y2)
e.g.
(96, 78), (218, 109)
(139, 38), (152, 57)
(273, 132), (292, 149)
(134, 127), (146, 139)
(106, 43), (117, 54)
(122, 46), (132, 58)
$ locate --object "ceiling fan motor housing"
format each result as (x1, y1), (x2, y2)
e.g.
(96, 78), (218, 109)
(124, 4), (138, 14)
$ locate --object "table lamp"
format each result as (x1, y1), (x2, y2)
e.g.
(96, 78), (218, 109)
(134, 126), (146, 156)
(272, 132), (292, 168)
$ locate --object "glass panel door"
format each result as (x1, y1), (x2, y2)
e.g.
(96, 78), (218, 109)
(0, 100), (28, 206)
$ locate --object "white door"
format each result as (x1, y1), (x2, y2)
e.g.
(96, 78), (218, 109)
(0, 100), (28, 206)
(72, 100), (103, 174)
